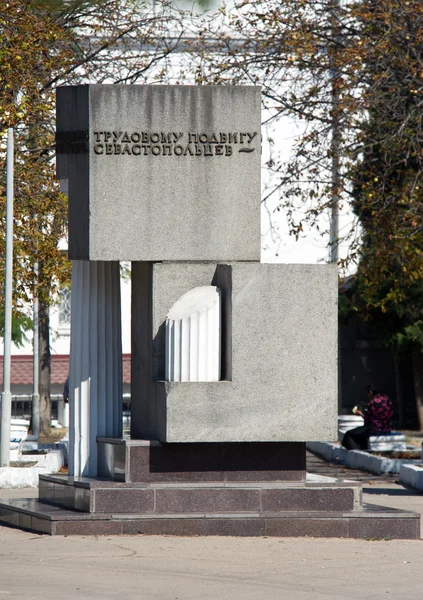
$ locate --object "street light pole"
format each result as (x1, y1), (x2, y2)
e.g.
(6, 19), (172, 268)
(1, 128), (14, 466)
(329, 0), (341, 265)
(32, 263), (40, 439)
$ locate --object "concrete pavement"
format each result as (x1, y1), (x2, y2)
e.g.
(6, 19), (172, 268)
(0, 518), (422, 599)
(363, 482), (423, 536)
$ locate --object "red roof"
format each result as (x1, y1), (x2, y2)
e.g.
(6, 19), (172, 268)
(0, 354), (131, 385)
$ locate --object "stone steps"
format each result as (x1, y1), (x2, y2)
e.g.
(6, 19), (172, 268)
(0, 497), (418, 538)
(0, 445), (419, 539)
(38, 474), (360, 514)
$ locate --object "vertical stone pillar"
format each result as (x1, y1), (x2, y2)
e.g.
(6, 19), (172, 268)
(68, 261), (122, 477)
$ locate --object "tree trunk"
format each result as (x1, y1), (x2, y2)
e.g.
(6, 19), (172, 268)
(412, 345), (423, 431)
(39, 298), (51, 436)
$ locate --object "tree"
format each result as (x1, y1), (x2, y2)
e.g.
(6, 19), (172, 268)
(0, 0), (73, 432)
(191, 1), (423, 271)
(343, 1), (423, 428)
(0, 0), (186, 433)
(351, 0), (423, 296)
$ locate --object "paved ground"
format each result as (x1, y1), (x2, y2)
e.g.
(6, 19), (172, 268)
(0, 511), (422, 600)
(306, 450), (400, 483)
(0, 455), (422, 599)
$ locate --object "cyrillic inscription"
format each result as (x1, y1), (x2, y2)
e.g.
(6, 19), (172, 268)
(90, 131), (258, 157)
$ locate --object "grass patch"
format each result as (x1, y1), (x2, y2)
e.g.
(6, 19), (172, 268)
(39, 427), (68, 444)
(371, 451), (421, 460)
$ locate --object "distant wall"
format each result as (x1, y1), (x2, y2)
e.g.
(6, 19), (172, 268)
(339, 321), (418, 429)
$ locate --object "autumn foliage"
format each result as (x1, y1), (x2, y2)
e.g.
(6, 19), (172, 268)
(0, 0), (185, 432)
(192, 0), (423, 297)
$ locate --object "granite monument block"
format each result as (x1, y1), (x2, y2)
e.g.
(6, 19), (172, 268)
(56, 84), (261, 261)
(131, 261), (338, 442)
(0, 84), (415, 540)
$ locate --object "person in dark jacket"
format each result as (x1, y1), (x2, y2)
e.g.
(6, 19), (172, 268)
(63, 376), (69, 403)
(342, 385), (394, 451)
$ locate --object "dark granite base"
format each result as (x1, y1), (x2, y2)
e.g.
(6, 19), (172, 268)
(97, 438), (306, 483)
(0, 498), (419, 538)
(39, 474), (360, 514)
(1, 438), (419, 539)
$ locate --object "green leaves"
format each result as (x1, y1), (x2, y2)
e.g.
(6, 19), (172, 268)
(0, 308), (32, 348)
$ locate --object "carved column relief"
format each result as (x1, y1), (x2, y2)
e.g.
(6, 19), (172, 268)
(165, 286), (221, 382)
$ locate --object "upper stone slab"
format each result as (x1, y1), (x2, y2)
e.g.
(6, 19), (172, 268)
(56, 85), (261, 261)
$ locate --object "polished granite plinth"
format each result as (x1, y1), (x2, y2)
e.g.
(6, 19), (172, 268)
(96, 439), (307, 483)
(37, 475), (360, 514)
(0, 486), (419, 538)
(0, 439), (419, 538)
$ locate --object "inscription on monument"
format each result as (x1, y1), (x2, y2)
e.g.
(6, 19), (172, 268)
(92, 131), (258, 157)
(55, 130), (258, 156)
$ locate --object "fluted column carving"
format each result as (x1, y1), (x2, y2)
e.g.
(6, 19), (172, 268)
(165, 286), (221, 382)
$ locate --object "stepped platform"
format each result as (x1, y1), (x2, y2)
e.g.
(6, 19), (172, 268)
(0, 476), (418, 538)
(0, 439), (419, 538)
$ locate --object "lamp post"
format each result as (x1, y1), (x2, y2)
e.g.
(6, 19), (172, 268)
(329, 0), (341, 265)
(1, 128), (14, 466)
(32, 263), (40, 439)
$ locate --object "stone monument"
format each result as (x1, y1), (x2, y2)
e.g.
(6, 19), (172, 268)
(0, 85), (418, 538)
